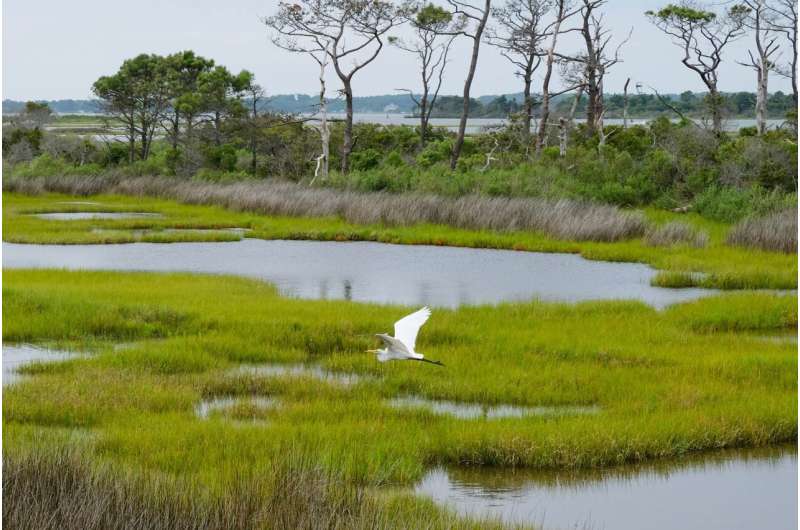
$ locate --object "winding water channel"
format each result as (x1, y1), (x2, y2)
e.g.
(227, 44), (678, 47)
(3, 239), (717, 308)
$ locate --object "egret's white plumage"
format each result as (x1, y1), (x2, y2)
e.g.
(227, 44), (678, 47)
(369, 307), (443, 366)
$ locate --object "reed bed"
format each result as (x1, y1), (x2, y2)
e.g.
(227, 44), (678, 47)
(4, 174), (646, 242)
(726, 208), (798, 253)
(3, 450), (270, 530)
(644, 221), (709, 248)
(3, 448), (500, 530)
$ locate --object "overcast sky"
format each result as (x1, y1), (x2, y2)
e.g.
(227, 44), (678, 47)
(2, 0), (794, 101)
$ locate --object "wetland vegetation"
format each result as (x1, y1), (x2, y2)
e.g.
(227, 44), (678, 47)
(3, 269), (796, 528)
(3, 0), (798, 527)
(2, 189), (797, 528)
(3, 190), (796, 291)
(3, 109), (796, 527)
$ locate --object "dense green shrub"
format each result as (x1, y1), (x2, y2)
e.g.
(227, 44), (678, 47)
(4, 112), (796, 223)
(2, 126), (43, 155)
(350, 148), (382, 171)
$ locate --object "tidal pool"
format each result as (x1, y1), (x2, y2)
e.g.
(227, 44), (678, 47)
(416, 447), (797, 530)
(31, 212), (163, 220)
(194, 395), (278, 420)
(3, 240), (717, 308)
(234, 363), (365, 385)
(388, 396), (599, 419)
(3, 344), (76, 385)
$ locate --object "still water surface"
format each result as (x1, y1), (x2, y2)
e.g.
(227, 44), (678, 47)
(388, 396), (599, 419)
(2, 344), (76, 385)
(3, 240), (716, 308)
(314, 114), (786, 134)
(32, 212), (163, 220)
(416, 447), (797, 530)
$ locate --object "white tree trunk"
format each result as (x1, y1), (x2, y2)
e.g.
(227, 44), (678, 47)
(312, 50), (330, 185)
(536, 17), (564, 154)
(756, 61), (768, 135)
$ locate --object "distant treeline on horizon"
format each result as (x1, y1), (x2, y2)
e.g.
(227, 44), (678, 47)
(3, 90), (795, 119)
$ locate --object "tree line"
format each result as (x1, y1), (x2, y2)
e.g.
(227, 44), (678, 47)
(260, 0), (797, 176)
(3, 89), (795, 118)
(424, 90), (796, 117)
(28, 0), (796, 180)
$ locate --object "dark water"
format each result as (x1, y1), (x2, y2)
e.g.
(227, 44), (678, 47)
(416, 447), (798, 530)
(2, 344), (76, 385)
(2, 240), (717, 308)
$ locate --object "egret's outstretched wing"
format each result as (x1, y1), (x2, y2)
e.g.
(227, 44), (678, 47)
(393, 307), (431, 352)
(375, 333), (411, 356)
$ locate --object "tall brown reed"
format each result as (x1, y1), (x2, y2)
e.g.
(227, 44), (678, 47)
(2, 448), (506, 530)
(4, 174), (647, 242)
(644, 221), (709, 248)
(726, 209), (797, 253)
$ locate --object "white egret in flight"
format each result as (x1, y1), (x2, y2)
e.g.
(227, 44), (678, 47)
(368, 307), (444, 366)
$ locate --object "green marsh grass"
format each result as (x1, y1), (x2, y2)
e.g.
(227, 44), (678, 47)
(3, 192), (797, 289)
(4, 271), (796, 470)
(3, 269), (796, 527)
(3, 185), (798, 527)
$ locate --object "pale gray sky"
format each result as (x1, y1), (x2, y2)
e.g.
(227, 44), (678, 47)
(2, 0), (794, 101)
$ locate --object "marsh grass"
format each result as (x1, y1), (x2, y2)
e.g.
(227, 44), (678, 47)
(645, 221), (709, 248)
(3, 448), (510, 530)
(2, 270), (796, 527)
(4, 191), (796, 290)
(4, 174), (646, 242)
(727, 208), (798, 253)
(4, 271), (796, 461)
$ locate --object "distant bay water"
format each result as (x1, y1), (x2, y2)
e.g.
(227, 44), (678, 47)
(49, 113), (787, 141)
(307, 113), (785, 134)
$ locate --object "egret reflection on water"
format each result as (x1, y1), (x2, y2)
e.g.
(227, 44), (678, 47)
(369, 307), (444, 366)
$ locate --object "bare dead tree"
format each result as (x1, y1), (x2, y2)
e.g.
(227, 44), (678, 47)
(622, 77), (631, 128)
(565, 1), (631, 137)
(554, 1), (631, 139)
(572, 0), (604, 136)
(487, 0), (551, 146)
(765, 0), (797, 105)
(739, 0), (780, 135)
(313, 46), (331, 183)
(392, 3), (462, 148)
(535, 0), (580, 154)
(446, 0), (492, 170)
(264, 11), (330, 181)
(265, 0), (402, 174)
(646, 2), (749, 135)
